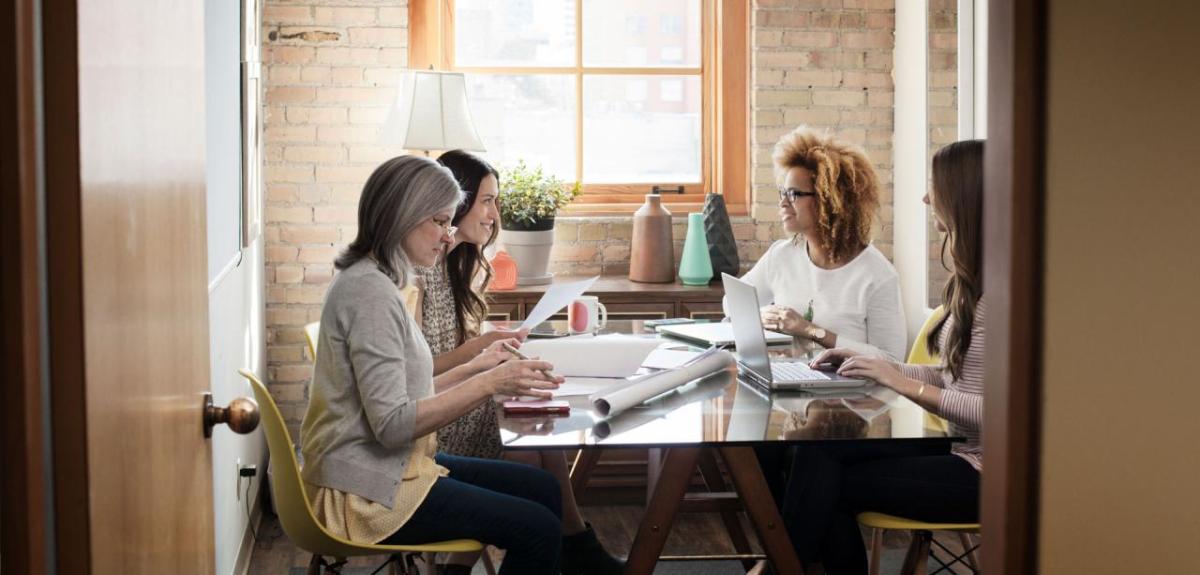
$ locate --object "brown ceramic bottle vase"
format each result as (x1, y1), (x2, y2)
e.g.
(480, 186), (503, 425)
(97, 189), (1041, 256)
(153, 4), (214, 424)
(629, 194), (675, 283)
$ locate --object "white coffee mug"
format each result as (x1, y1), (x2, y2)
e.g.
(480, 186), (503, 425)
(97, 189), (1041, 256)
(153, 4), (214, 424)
(568, 296), (608, 334)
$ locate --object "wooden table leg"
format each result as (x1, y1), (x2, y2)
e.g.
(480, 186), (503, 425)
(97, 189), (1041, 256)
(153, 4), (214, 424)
(570, 449), (601, 501)
(625, 447), (702, 575)
(718, 446), (803, 575)
(698, 450), (756, 571)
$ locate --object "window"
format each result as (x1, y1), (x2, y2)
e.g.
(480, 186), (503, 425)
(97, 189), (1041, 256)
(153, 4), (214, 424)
(410, 0), (749, 215)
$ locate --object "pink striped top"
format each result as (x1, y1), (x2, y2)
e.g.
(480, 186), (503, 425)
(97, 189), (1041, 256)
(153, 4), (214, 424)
(900, 299), (986, 472)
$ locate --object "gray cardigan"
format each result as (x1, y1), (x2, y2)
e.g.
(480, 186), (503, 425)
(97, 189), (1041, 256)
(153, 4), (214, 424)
(300, 259), (434, 508)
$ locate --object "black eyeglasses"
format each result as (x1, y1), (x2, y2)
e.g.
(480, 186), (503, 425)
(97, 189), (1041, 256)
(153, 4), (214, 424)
(779, 187), (817, 203)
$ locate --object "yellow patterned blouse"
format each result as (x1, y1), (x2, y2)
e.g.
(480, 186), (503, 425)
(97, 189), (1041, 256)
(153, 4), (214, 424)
(305, 433), (449, 544)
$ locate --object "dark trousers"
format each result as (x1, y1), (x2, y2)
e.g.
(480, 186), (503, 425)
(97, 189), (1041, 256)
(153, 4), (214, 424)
(381, 453), (563, 575)
(759, 443), (979, 575)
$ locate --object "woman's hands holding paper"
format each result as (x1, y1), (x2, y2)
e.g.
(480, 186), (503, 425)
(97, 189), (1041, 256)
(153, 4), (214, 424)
(476, 358), (564, 400)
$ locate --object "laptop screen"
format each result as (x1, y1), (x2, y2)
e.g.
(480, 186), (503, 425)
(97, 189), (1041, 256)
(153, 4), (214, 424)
(721, 273), (773, 383)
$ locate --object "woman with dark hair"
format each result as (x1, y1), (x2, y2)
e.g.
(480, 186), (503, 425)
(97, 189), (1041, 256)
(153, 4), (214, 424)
(302, 155), (566, 574)
(416, 150), (623, 575)
(777, 140), (986, 574)
(731, 125), (906, 361)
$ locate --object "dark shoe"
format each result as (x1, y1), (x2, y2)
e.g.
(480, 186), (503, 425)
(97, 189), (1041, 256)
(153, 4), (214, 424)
(561, 523), (624, 575)
(434, 564), (474, 575)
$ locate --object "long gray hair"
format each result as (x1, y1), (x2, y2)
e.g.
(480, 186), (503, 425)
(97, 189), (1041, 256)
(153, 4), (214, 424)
(335, 155), (463, 288)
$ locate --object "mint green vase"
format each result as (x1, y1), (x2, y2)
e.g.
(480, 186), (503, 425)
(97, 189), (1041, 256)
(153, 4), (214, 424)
(678, 212), (714, 285)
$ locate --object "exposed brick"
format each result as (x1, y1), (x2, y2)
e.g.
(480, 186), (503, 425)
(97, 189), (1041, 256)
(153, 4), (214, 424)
(266, 86), (316, 104)
(280, 225), (340, 244)
(813, 90), (866, 107)
(348, 27), (407, 48)
(313, 7), (377, 25)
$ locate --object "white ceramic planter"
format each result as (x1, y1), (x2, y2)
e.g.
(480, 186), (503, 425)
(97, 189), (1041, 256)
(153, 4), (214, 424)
(499, 227), (556, 285)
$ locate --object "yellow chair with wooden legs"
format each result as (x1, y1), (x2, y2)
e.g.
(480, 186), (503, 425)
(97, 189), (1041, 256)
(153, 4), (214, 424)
(857, 307), (981, 575)
(239, 369), (483, 574)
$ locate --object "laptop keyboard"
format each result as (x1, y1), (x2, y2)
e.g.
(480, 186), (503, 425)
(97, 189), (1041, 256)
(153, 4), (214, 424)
(771, 362), (830, 382)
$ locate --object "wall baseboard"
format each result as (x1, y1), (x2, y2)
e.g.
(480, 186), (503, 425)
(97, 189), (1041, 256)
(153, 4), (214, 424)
(232, 478), (265, 575)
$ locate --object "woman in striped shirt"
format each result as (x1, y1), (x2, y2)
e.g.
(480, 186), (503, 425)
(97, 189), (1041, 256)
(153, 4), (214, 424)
(784, 139), (986, 574)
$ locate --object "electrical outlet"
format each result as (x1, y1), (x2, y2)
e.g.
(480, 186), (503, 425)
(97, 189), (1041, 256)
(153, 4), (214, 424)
(235, 457), (243, 501)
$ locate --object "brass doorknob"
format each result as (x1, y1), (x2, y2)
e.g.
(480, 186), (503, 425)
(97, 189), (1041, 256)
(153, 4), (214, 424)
(203, 393), (260, 438)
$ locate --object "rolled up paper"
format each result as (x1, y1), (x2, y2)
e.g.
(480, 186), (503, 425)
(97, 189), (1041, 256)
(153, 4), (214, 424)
(592, 376), (729, 439)
(590, 348), (735, 418)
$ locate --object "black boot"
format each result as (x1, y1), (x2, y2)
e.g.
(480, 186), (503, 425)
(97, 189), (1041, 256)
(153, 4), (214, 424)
(561, 523), (625, 575)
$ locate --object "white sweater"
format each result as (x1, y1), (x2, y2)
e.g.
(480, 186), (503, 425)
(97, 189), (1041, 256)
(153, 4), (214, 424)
(726, 239), (907, 361)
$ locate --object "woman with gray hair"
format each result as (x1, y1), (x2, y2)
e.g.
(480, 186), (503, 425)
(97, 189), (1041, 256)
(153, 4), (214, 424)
(301, 155), (565, 574)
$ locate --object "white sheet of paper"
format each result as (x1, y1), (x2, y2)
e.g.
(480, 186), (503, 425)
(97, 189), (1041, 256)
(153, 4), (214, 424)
(640, 348), (702, 370)
(519, 276), (599, 330)
(554, 377), (632, 397)
(521, 334), (662, 378)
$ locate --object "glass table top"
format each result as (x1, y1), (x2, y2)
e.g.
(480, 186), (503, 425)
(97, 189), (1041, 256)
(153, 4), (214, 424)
(490, 320), (956, 450)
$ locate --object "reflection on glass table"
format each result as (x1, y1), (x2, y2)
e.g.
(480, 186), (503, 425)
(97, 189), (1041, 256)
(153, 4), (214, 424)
(489, 320), (956, 450)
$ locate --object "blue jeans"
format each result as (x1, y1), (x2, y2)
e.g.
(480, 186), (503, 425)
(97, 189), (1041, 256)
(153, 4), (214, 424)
(381, 453), (563, 574)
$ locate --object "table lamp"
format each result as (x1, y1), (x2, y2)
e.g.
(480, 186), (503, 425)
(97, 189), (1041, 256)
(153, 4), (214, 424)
(379, 70), (486, 155)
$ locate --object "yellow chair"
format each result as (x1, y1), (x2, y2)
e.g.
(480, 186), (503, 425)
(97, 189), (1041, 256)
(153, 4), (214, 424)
(239, 369), (483, 574)
(858, 306), (981, 575)
(304, 321), (320, 363)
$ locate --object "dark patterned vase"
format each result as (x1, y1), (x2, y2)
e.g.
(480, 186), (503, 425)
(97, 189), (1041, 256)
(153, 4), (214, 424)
(702, 193), (739, 278)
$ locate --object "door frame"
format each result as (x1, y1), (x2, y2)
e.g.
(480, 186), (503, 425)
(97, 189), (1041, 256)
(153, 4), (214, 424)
(981, 0), (1046, 573)
(1, 0), (52, 571)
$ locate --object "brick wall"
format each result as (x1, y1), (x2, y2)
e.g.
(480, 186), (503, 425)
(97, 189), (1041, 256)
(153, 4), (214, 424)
(262, 0), (899, 429)
(927, 0), (957, 307)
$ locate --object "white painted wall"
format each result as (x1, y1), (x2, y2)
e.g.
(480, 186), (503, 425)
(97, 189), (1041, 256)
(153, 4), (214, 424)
(892, 0), (930, 344)
(206, 1), (267, 574)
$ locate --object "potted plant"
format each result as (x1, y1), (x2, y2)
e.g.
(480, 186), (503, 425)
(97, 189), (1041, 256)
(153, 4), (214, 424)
(498, 160), (581, 285)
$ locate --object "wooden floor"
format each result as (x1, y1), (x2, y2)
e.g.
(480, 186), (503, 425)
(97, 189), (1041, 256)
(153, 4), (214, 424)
(246, 503), (976, 574)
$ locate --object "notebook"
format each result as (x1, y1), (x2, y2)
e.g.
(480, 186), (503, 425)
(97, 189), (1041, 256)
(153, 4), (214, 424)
(655, 321), (792, 348)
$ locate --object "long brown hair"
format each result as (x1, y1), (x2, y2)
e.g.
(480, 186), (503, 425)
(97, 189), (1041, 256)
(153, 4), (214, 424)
(927, 140), (985, 379)
(772, 125), (881, 263)
(436, 150), (499, 343)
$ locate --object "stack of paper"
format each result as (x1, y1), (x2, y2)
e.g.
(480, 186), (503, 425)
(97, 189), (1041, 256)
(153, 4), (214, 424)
(520, 334), (662, 378)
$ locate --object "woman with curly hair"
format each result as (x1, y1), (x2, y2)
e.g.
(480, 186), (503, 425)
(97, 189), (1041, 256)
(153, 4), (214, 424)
(413, 150), (624, 575)
(732, 125), (906, 361)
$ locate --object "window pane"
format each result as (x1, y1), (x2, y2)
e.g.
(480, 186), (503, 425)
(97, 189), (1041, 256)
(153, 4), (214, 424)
(455, 0), (575, 67)
(466, 74), (575, 181)
(583, 75), (700, 184)
(582, 0), (701, 68)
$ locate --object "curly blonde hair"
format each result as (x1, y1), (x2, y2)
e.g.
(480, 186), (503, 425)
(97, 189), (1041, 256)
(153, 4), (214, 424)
(772, 125), (881, 263)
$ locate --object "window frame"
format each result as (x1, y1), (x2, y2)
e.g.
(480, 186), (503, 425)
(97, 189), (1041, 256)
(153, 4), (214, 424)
(409, 0), (748, 216)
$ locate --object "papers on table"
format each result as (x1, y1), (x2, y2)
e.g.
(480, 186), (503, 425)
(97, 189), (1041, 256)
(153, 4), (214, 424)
(590, 348), (735, 418)
(554, 377), (633, 398)
(640, 347), (701, 370)
(520, 334), (661, 378)
(519, 276), (599, 330)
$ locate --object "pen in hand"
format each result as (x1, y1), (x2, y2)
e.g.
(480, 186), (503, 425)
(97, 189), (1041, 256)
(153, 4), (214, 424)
(499, 342), (558, 383)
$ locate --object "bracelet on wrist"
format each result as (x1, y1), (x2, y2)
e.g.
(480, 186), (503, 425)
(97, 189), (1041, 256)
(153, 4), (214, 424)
(916, 382), (927, 400)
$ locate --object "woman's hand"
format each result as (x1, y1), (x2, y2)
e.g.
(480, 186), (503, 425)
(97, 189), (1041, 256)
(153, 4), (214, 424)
(464, 349), (511, 374)
(760, 305), (814, 338)
(835, 356), (906, 389)
(472, 328), (529, 351)
(809, 348), (859, 370)
(475, 359), (563, 400)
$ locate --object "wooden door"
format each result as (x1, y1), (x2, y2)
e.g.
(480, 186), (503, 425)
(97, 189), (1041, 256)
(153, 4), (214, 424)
(43, 0), (216, 572)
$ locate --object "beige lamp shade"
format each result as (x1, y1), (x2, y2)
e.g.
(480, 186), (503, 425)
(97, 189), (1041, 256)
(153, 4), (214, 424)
(380, 70), (486, 153)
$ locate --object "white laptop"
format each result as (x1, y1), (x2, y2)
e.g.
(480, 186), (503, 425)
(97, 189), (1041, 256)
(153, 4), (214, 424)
(656, 320), (791, 348)
(722, 273), (868, 391)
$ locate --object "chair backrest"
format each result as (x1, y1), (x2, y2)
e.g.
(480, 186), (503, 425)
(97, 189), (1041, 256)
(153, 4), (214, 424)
(907, 306), (946, 365)
(907, 307), (949, 433)
(303, 322), (320, 363)
(238, 369), (364, 557)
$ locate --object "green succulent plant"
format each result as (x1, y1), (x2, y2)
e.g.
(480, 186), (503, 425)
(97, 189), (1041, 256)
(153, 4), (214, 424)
(499, 159), (582, 230)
